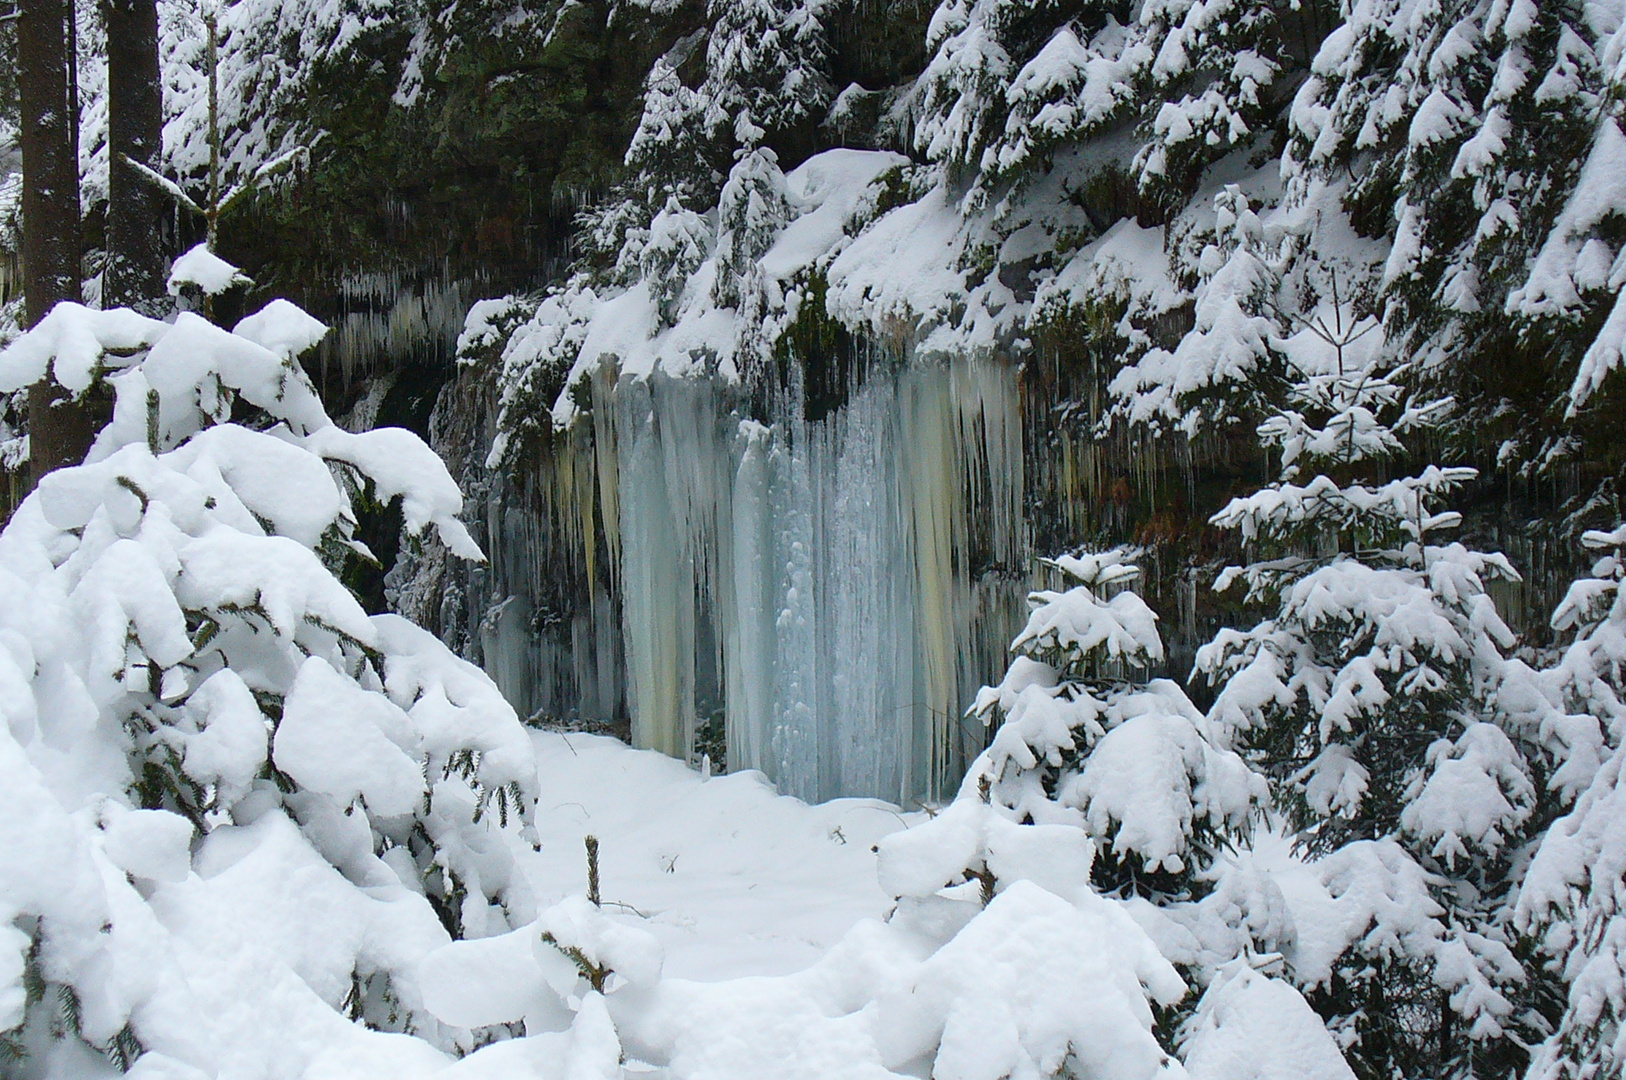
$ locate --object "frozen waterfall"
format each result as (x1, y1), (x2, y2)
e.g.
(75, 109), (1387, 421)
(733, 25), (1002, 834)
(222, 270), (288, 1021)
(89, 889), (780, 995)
(608, 353), (1030, 804)
(431, 346), (1034, 806)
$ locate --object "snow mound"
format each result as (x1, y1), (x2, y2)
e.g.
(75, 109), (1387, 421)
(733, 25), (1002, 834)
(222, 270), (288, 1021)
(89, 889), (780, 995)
(1181, 964), (1355, 1080)
(167, 242), (254, 297)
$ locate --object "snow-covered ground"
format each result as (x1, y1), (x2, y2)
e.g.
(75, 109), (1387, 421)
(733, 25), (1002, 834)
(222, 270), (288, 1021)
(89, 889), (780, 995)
(11, 732), (914, 1080)
(511, 732), (910, 982)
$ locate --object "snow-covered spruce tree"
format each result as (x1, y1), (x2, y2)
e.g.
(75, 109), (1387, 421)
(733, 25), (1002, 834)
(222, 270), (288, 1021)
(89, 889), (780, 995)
(1284, 0), (1620, 486)
(1196, 355), (1541, 1078)
(1131, 0), (1283, 211)
(0, 294), (537, 1062)
(162, 0), (398, 194)
(700, 0), (834, 146)
(1515, 522), (1626, 1080)
(912, 0), (1292, 212)
(872, 551), (1366, 1078)
(963, 548), (1265, 903)
(910, 0), (1209, 208)
(911, 0), (1049, 189)
(1518, 739), (1626, 1080)
(711, 145), (791, 310)
(1110, 186), (1290, 437)
(1513, 16), (1626, 427)
(642, 195), (712, 327)
(583, 51), (713, 287)
(1547, 523), (1626, 744)
(581, 0), (833, 294)
(980, 4), (1148, 192)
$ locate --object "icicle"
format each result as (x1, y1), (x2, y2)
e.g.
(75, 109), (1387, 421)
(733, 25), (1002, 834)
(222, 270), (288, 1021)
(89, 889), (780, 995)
(726, 420), (777, 777)
(901, 362), (968, 801)
(591, 365), (622, 585)
(320, 271), (471, 390)
(615, 377), (698, 757)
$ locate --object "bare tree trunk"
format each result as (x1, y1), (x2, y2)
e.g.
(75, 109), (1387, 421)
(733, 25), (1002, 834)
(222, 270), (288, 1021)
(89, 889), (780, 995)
(18, 0), (92, 477)
(103, 0), (166, 311)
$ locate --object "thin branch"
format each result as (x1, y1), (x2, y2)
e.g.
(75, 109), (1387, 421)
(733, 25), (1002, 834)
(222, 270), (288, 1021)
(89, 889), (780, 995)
(217, 144), (308, 217)
(118, 153), (206, 217)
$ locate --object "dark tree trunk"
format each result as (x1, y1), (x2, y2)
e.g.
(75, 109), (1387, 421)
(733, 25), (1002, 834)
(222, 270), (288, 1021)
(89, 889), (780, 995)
(17, 0), (92, 476)
(103, 0), (166, 312)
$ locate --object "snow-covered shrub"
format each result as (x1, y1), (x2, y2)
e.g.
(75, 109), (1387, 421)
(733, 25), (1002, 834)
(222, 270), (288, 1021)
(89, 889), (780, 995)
(1281, 0), (1624, 488)
(866, 550), (1358, 1076)
(961, 548), (1264, 901)
(0, 293), (537, 1064)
